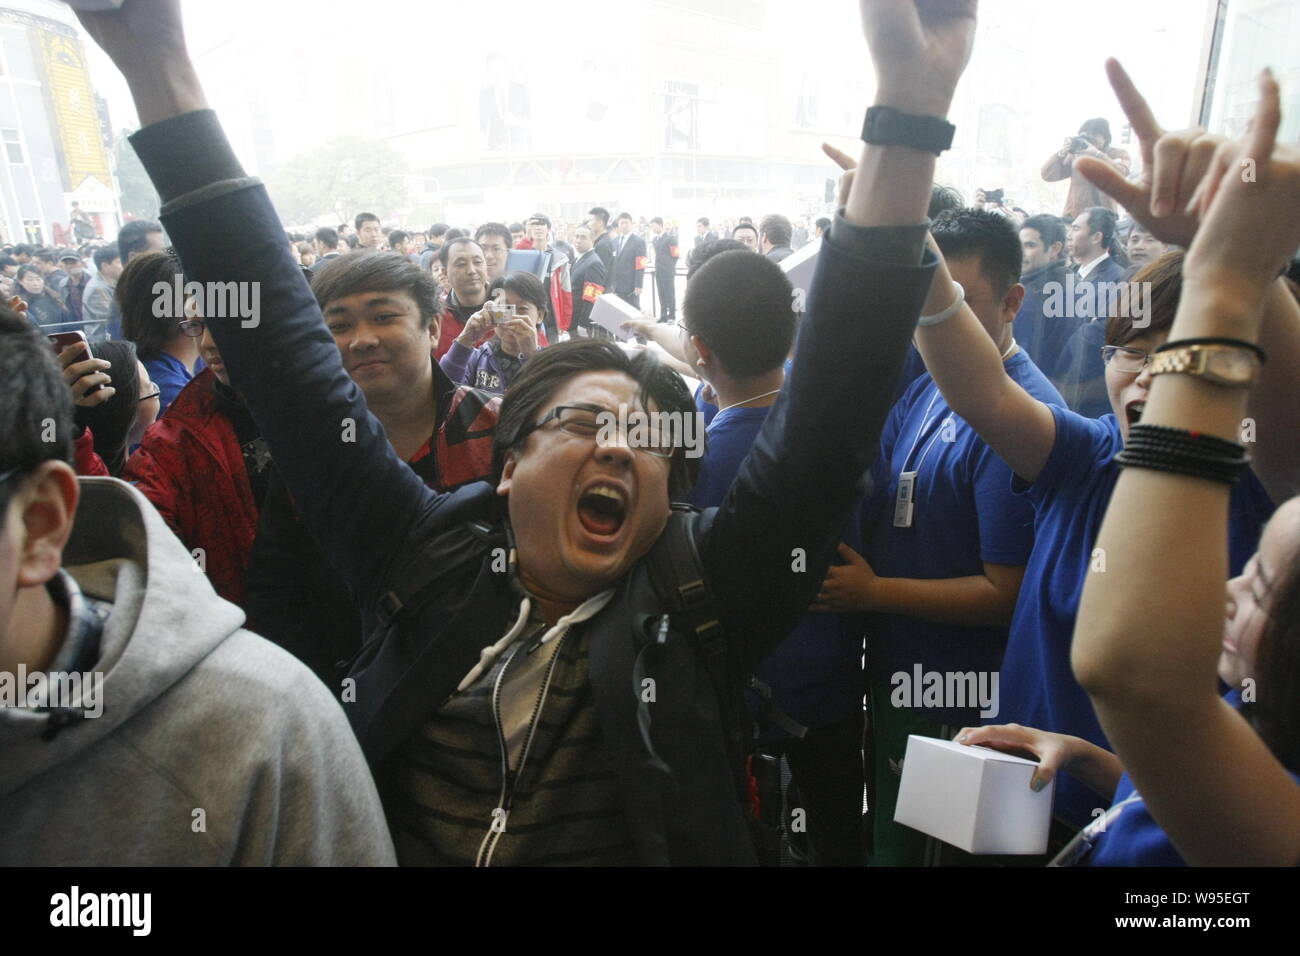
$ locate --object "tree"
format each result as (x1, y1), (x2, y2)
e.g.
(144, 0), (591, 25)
(263, 135), (409, 225)
(113, 130), (160, 221)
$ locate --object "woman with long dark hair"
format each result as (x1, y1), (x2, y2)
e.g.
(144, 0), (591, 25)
(72, 340), (160, 476)
(118, 249), (201, 414)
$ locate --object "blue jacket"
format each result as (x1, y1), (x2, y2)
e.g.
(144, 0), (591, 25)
(133, 109), (937, 865)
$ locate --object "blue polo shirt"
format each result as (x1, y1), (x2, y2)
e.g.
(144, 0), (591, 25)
(1001, 405), (1274, 828)
(145, 352), (200, 416)
(1080, 691), (1300, 866)
(862, 350), (1064, 724)
(687, 403), (864, 730)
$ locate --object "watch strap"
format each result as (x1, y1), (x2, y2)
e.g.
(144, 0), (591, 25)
(861, 106), (955, 155)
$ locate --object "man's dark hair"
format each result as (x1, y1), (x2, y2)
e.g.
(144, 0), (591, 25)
(588, 207), (610, 228)
(76, 339), (142, 476)
(758, 214), (792, 248)
(1082, 206), (1118, 249)
(0, 255), (16, 271)
(13, 243), (35, 258)
(0, 309), (74, 511)
(686, 238), (749, 280)
(118, 250), (182, 360)
(616, 212), (632, 224)
(683, 249), (795, 381)
(439, 236), (484, 269)
(474, 222), (513, 252)
(928, 184), (966, 220)
(314, 227), (340, 250)
(1079, 117), (1112, 149)
(345, 235), (360, 249)
(1021, 214), (1065, 255)
(354, 212), (380, 232)
(36, 248), (58, 265)
(493, 339), (699, 498)
(650, 217), (664, 227)
(526, 213), (551, 229)
(814, 217), (831, 235)
(508, 222), (525, 235)
(116, 220), (163, 264)
(696, 217), (709, 228)
(931, 208), (1022, 297)
(388, 229), (411, 248)
(1105, 249), (1181, 348)
(91, 245), (120, 271)
(311, 250), (441, 328)
(490, 271), (548, 320)
(429, 223), (449, 239)
(730, 223), (758, 241)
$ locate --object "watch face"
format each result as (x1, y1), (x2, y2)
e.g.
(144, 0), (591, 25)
(1210, 349), (1254, 384)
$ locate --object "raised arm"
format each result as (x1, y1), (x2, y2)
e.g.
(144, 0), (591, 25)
(700, 0), (975, 657)
(78, 0), (441, 601)
(1073, 73), (1300, 865)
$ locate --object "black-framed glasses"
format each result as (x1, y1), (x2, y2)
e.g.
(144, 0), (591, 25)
(178, 318), (205, 338)
(135, 386), (162, 404)
(1100, 345), (1151, 373)
(0, 463), (31, 486)
(519, 403), (676, 459)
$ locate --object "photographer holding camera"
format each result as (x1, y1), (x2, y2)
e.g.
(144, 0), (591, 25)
(1042, 117), (1131, 219)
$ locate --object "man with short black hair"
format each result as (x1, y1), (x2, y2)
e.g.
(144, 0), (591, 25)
(588, 206), (614, 276)
(58, 250), (89, 323)
(731, 222), (759, 252)
(81, 244), (121, 342)
(649, 217), (679, 323)
(312, 226), (342, 271)
(1125, 222), (1169, 271)
(115, 219), (164, 266)
(1014, 213), (1079, 384)
(523, 213), (572, 341)
(426, 222), (449, 254)
(694, 217), (718, 252)
(610, 212), (645, 309)
(437, 237), (490, 357)
(474, 222), (514, 281)
(569, 225), (606, 337)
(759, 214), (794, 263)
(0, 308), (395, 865)
(509, 222), (525, 247)
(355, 212), (383, 250)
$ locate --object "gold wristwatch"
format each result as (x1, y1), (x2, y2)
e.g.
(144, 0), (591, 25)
(1149, 344), (1262, 388)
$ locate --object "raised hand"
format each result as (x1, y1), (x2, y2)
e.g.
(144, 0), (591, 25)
(1075, 58), (1225, 248)
(1181, 70), (1300, 306)
(57, 341), (116, 407)
(861, 0), (978, 116)
(456, 309), (493, 347)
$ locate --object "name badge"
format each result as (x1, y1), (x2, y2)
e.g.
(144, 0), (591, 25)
(894, 470), (917, 528)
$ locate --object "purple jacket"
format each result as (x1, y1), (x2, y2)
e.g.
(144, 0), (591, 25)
(438, 339), (527, 395)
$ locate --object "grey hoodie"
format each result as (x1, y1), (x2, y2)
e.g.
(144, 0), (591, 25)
(0, 478), (395, 865)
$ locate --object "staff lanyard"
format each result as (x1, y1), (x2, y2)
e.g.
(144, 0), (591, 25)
(894, 389), (952, 529)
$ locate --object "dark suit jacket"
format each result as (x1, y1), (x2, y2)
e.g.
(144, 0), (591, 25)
(611, 232), (646, 295)
(570, 249), (607, 329)
(652, 232), (679, 283)
(593, 231), (615, 278)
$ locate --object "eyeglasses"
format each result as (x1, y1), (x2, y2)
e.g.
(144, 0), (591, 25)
(675, 320), (691, 337)
(519, 403), (676, 459)
(1100, 345), (1152, 373)
(178, 318), (205, 338)
(135, 386), (162, 404)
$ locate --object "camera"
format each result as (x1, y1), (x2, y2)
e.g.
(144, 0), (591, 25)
(982, 188), (1004, 205)
(1069, 136), (1091, 153)
(484, 301), (516, 325)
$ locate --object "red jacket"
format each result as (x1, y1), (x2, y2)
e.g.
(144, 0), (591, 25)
(124, 368), (259, 606)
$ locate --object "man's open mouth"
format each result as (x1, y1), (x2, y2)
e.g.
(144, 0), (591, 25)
(1126, 400), (1145, 426)
(577, 484), (627, 538)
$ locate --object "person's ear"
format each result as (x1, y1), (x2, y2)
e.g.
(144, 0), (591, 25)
(1049, 240), (1064, 260)
(1003, 282), (1025, 323)
(427, 313), (441, 356)
(690, 334), (713, 367)
(497, 450), (517, 497)
(12, 461), (79, 589)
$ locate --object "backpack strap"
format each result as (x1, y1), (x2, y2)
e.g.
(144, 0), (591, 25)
(644, 504), (728, 681)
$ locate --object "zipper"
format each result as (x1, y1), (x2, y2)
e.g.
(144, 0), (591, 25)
(474, 627), (570, 867)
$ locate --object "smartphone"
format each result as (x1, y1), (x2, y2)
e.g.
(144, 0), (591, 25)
(48, 331), (90, 358)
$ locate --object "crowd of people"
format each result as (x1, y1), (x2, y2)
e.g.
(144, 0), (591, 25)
(2, 0), (1299, 869)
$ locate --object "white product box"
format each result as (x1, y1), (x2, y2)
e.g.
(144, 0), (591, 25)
(589, 293), (641, 341)
(893, 734), (1055, 855)
(780, 238), (820, 314)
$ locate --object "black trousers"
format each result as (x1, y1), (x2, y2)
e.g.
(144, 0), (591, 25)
(782, 710), (867, 867)
(655, 268), (676, 321)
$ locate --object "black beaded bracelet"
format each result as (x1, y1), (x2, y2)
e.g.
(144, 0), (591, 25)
(1155, 337), (1267, 364)
(1116, 424), (1250, 486)
(1126, 423), (1245, 456)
